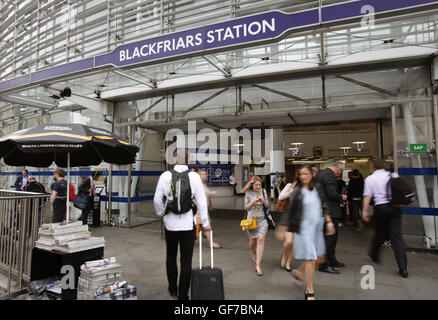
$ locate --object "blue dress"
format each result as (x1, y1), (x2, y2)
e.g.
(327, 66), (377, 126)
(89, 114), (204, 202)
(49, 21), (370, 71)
(293, 188), (326, 260)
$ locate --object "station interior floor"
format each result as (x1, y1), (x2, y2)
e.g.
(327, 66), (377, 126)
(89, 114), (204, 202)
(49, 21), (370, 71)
(91, 205), (438, 300)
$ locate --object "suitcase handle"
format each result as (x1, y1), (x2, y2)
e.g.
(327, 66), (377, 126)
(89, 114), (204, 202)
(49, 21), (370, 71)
(199, 229), (214, 270)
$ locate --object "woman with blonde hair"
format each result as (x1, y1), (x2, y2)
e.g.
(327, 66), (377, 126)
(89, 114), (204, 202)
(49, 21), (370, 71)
(242, 176), (269, 276)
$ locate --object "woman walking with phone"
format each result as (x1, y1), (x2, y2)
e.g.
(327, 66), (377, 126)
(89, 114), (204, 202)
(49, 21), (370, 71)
(242, 176), (269, 276)
(280, 165), (335, 300)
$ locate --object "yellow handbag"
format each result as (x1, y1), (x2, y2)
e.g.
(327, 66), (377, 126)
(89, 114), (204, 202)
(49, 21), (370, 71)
(240, 192), (259, 231)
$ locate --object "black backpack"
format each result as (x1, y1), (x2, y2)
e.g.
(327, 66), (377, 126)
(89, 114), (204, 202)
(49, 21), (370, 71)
(387, 175), (415, 207)
(165, 169), (194, 215)
(25, 181), (46, 194)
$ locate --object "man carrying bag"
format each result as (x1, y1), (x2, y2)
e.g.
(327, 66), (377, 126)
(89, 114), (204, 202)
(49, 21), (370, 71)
(153, 149), (211, 300)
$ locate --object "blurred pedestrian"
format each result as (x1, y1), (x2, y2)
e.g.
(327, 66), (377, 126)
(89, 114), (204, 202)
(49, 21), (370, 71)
(277, 176), (297, 272)
(229, 171), (237, 196)
(50, 168), (67, 223)
(196, 169), (221, 249)
(15, 169), (29, 191)
(362, 158), (408, 278)
(316, 162), (347, 274)
(281, 165), (334, 300)
(77, 171), (100, 225)
(242, 176), (269, 276)
(347, 169), (364, 229)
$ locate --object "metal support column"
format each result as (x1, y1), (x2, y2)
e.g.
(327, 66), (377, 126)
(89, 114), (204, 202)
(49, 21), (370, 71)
(391, 105), (399, 172)
(127, 125), (133, 228)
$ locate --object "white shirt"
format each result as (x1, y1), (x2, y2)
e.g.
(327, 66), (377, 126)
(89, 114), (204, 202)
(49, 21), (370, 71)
(278, 182), (296, 201)
(154, 165), (210, 231)
(363, 169), (399, 206)
(229, 175), (236, 185)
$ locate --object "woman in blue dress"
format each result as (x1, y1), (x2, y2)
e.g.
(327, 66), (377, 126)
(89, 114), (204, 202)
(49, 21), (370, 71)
(280, 165), (336, 300)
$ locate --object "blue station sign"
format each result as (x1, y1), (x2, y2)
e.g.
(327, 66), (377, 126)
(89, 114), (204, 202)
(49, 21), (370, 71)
(0, 0), (438, 93)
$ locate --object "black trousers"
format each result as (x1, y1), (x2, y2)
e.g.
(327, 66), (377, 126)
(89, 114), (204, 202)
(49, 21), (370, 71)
(323, 218), (340, 267)
(165, 228), (196, 300)
(352, 200), (362, 223)
(81, 197), (92, 225)
(52, 207), (65, 223)
(371, 204), (407, 271)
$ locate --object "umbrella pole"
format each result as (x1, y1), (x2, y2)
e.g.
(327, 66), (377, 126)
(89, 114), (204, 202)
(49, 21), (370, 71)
(66, 152), (70, 222)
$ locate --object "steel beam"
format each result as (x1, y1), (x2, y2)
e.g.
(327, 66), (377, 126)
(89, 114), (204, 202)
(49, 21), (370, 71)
(0, 95), (54, 109)
(335, 75), (398, 97)
(133, 96), (165, 120)
(202, 56), (231, 77)
(251, 84), (311, 104)
(182, 87), (228, 115)
(112, 70), (156, 89)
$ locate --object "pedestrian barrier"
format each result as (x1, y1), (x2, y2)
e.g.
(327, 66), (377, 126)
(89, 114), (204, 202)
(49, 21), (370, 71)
(0, 190), (50, 297)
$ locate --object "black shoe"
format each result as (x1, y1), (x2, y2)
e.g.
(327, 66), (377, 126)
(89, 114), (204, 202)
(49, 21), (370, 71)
(399, 269), (408, 278)
(368, 251), (379, 263)
(319, 266), (340, 274)
(333, 261), (345, 268)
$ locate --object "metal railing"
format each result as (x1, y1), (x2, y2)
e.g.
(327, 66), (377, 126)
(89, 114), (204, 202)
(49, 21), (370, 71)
(0, 190), (50, 296)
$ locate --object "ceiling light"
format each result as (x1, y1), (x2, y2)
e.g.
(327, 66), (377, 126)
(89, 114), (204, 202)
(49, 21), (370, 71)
(352, 141), (367, 152)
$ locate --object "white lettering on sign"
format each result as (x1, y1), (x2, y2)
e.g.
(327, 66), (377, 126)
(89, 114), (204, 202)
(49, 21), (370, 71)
(117, 18), (276, 63)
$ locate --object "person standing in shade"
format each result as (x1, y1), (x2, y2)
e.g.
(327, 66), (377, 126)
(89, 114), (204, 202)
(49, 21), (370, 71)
(280, 165), (334, 300)
(78, 171), (100, 225)
(196, 169), (221, 249)
(316, 162), (347, 274)
(272, 171), (280, 201)
(153, 149), (211, 300)
(362, 158), (408, 278)
(337, 175), (347, 228)
(347, 169), (364, 230)
(50, 168), (67, 223)
(229, 171), (237, 196)
(277, 177), (297, 272)
(242, 176), (269, 276)
(15, 169), (29, 191)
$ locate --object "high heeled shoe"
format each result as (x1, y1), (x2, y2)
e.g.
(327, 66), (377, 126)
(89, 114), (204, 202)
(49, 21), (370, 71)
(304, 290), (316, 300)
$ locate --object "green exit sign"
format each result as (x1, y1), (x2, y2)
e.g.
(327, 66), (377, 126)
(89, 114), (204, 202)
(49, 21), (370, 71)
(410, 144), (427, 153)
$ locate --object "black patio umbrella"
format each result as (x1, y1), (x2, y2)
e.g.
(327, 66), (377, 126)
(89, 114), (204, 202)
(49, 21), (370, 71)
(0, 123), (139, 220)
(0, 123), (139, 167)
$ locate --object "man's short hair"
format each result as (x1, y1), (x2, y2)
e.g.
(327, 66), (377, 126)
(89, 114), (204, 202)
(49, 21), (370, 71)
(54, 168), (65, 178)
(352, 169), (360, 176)
(22, 169), (28, 174)
(28, 177), (36, 182)
(373, 158), (385, 170)
(173, 149), (190, 165)
(331, 162), (345, 170)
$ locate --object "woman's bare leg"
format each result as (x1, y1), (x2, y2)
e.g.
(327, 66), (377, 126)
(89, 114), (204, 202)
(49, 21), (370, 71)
(304, 260), (316, 299)
(256, 236), (265, 274)
(249, 238), (257, 263)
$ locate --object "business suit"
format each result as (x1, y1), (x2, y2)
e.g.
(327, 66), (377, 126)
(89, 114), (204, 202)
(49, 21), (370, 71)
(14, 176), (27, 191)
(316, 168), (344, 270)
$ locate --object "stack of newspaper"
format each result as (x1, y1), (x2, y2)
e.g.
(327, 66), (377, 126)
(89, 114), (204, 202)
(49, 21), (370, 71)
(77, 257), (137, 300)
(35, 221), (105, 253)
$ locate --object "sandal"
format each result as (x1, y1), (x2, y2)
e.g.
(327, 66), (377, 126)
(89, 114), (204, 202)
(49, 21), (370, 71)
(255, 266), (264, 276)
(304, 291), (316, 300)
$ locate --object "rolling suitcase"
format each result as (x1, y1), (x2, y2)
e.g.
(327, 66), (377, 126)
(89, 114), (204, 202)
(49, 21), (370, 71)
(191, 230), (224, 300)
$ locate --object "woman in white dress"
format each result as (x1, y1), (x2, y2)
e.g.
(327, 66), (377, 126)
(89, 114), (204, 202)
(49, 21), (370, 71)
(242, 176), (269, 276)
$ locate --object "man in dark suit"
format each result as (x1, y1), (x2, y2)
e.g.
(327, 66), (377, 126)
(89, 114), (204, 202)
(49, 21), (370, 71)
(14, 169), (29, 191)
(316, 162), (347, 274)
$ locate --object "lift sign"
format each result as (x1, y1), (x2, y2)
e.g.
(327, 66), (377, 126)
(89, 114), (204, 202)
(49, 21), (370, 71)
(410, 144), (427, 153)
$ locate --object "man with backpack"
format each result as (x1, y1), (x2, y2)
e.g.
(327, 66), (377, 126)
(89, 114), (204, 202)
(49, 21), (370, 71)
(153, 149), (211, 300)
(362, 158), (410, 278)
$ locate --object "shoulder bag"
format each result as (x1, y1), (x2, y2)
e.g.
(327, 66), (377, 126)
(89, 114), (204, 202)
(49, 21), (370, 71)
(240, 192), (259, 231)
